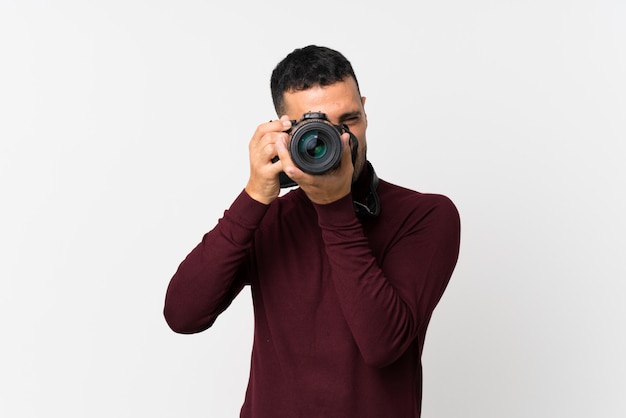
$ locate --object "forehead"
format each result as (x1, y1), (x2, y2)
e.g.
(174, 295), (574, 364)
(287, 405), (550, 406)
(282, 78), (362, 120)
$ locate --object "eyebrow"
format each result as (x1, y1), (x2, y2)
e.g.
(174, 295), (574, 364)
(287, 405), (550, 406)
(338, 111), (362, 124)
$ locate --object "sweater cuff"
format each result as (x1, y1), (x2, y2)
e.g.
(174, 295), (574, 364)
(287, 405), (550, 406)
(313, 193), (358, 228)
(225, 189), (271, 228)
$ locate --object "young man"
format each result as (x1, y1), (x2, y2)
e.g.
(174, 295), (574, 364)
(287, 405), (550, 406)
(164, 45), (460, 417)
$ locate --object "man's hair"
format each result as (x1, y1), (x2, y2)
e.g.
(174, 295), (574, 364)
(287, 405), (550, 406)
(270, 45), (360, 115)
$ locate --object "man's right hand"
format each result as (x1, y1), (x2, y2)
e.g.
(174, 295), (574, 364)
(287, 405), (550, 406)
(244, 115), (293, 204)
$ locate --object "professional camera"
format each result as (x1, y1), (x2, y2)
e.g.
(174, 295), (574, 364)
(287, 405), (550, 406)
(285, 112), (358, 175)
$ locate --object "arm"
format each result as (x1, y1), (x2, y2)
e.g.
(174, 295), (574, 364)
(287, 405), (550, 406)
(314, 192), (460, 367)
(163, 191), (268, 333)
(164, 117), (291, 333)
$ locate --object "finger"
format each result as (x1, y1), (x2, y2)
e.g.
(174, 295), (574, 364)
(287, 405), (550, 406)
(275, 134), (304, 179)
(275, 134), (292, 167)
(251, 132), (287, 166)
(250, 117), (292, 149)
(279, 115), (292, 131)
(341, 132), (351, 148)
(262, 116), (292, 135)
(341, 133), (354, 161)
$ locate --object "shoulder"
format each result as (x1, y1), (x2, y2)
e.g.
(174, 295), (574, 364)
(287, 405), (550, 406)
(365, 178), (460, 267)
(377, 179), (459, 225)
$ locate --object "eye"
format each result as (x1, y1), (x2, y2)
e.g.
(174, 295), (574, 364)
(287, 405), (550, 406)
(342, 116), (360, 125)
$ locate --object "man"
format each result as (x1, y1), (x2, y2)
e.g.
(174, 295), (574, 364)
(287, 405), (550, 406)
(164, 45), (460, 417)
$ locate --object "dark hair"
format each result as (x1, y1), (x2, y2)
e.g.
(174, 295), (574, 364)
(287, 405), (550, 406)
(270, 45), (360, 115)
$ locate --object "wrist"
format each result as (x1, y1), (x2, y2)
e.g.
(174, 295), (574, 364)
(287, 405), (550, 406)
(245, 182), (278, 205)
(312, 192), (358, 226)
(305, 188), (351, 205)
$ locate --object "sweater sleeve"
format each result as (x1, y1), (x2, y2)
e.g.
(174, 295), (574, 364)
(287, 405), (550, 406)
(314, 192), (460, 367)
(163, 190), (269, 334)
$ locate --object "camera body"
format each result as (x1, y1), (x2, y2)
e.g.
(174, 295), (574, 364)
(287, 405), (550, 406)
(286, 112), (358, 175)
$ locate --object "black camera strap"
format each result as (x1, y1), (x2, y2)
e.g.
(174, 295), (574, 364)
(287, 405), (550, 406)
(353, 161), (381, 219)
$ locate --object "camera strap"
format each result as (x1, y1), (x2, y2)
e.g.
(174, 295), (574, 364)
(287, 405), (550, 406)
(353, 161), (381, 219)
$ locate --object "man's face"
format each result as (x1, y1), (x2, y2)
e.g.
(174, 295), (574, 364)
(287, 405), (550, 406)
(282, 77), (368, 180)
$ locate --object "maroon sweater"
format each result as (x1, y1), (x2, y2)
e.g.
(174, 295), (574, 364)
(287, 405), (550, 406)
(164, 165), (460, 417)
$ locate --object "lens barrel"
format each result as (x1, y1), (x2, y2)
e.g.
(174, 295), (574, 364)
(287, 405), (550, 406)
(289, 119), (343, 174)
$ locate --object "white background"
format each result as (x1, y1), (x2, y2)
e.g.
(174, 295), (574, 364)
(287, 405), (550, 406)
(1, 1), (624, 417)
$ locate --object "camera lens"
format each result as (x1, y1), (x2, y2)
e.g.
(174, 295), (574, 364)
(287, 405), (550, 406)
(290, 120), (342, 174)
(298, 131), (327, 159)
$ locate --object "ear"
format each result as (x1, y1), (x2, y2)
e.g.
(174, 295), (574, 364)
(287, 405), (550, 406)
(361, 96), (368, 123)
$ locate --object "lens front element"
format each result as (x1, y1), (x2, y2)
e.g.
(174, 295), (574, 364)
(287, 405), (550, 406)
(290, 120), (342, 174)
(299, 131), (327, 159)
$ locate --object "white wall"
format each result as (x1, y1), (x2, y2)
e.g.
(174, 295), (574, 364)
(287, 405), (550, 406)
(1, 1), (624, 417)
